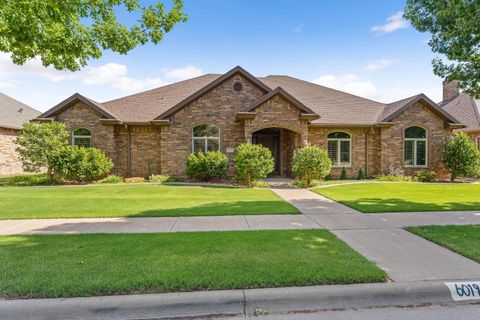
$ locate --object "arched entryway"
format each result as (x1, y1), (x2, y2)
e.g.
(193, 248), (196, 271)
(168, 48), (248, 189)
(252, 127), (301, 177)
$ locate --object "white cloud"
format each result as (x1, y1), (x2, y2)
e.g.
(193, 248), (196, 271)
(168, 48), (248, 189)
(82, 63), (166, 91)
(364, 59), (395, 71)
(163, 65), (203, 81)
(293, 23), (304, 33)
(371, 11), (408, 35)
(0, 53), (74, 82)
(312, 74), (377, 98)
(0, 54), (202, 92)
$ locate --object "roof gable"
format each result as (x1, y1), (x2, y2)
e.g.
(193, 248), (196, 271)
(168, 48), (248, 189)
(155, 66), (271, 120)
(381, 94), (461, 124)
(0, 93), (40, 129)
(247, 87), (317, 115)
(39, 93), (117, 120)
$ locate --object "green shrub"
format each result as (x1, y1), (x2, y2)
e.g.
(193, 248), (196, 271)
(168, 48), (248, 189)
(443, 132), (480, 181)
(325, 174), (332, 181)
(185, 151), (229, 181)
(339, 167), (348, 180)
(415, 170), (437, 182)
(375, 174), (412, 182)
(293, 179), (322, 188)
(234, 143), (275, 186)
(15, 121), (69, 177)
(148, 174), (173, 184)
(251, 180), (269, 188)
(51, 146), (113, 182)
(291, 144), (332, 186)
(6, 173), (61, 186)
(356, 168), (366, 180)
(98, 175), (124, 184)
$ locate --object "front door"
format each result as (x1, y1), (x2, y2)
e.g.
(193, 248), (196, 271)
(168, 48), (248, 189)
(252, 129), (281, 175)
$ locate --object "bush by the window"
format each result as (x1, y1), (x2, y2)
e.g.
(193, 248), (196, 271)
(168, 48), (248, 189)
(356, 168), (366, 180)
(149, 174), (176, 184)
(185, 151), (228, 181)
(250, 180), (269, 188)
(415, 170), (437, 182)
(51, 146), (113, 182)
(339, 167), (348, 180)
(443, 133), (480, 182)
(291, 144), (331, 186)
(234, 143), (274, 186)
(15, 121), (69, 178)
(98, 175), (124, 184)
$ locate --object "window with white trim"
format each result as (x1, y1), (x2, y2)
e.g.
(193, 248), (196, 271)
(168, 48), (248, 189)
(192, 124), (220, 153)
(404, 126), (427, 167)
(72, 128), (91, 148)
(327, 132), (351, 167)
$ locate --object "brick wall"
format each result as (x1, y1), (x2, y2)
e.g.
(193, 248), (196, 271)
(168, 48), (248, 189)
(160, 74), (265, 177)
(380, 100), (452, 177)
(308, 127), (378, 179)
(0, 127), (23, 175)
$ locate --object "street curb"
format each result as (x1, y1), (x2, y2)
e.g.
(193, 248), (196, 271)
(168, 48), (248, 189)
(0, 281), (476, 320)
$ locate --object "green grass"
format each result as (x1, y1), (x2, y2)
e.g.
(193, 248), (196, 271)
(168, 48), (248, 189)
(313, 183), (480, 213)
(0, 184), (299, 219)
(407, 225), (480, 263)
(0, 230), (386, 299)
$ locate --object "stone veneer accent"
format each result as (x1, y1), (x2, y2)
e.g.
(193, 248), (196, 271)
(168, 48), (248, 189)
(0, 127), (23, 175)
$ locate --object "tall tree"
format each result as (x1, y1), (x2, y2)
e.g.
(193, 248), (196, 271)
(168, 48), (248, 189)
(404, 0), (480, 98)
(0, 0), (187, 71)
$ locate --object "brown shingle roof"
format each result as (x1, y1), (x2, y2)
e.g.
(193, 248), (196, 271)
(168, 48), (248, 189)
(258, 75), (384, 125)
(102, 74), (222, 122)
(0, 93), (40, 129)
(439, 93), (480, 129)
(37, 66), (464, 126)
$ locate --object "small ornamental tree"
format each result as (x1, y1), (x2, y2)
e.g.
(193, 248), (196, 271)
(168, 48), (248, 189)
(185, 151), (228, 181)
(15, 121), (69, 178)
(234, 143), (274, 186)
(51, 146), (113, 182)
(443, 133), (480, 182)
(291, 144), (332, 186)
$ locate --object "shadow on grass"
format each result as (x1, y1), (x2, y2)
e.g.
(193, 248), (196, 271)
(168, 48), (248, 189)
(339, 198), (480, 213)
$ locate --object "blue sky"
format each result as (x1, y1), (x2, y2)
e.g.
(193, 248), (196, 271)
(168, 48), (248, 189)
(0, 0), (443, 112)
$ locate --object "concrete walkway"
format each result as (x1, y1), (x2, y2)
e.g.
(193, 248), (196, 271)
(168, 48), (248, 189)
(271, 188), (480, 282)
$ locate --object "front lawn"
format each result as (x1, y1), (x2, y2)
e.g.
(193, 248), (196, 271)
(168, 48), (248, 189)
(407, 225), (480, 263)
(313, 183), (480, 213)
(0, 230), (386, 298)
(0, 184), (299, 219)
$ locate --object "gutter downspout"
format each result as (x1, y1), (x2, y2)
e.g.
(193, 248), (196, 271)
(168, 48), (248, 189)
(365, 129), (369, 177)
(127, 125), (132, 177)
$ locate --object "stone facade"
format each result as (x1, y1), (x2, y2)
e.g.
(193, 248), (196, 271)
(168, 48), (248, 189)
(0, 127), (23, 175)
(50, 78), (457, 179)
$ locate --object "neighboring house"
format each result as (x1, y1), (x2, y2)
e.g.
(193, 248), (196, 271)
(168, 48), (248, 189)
(439, 80), (480, 148)
(37, 66), (464, 179)
(0, 93), (41, 176)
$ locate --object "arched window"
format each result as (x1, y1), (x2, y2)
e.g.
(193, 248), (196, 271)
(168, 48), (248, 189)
(404, 126), (427, 167)
(72, 128), (91, 148)
(192, 124), (220, 153)
(327, 132), (351, 167)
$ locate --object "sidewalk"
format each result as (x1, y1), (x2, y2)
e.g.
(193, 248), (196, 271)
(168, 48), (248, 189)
(271, 188), (480, 282)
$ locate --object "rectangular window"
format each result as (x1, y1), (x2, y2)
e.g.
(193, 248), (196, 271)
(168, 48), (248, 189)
(328, 140), (338, 164)
(73, 137), (91, 148)
(193, 139), (206, 153)
(405, 139), (427, 167)
(193, 138), (220, 153)
(416, 140), (426, 166)
(340, 140), (350, 165)
(404, 140), (414, 166)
